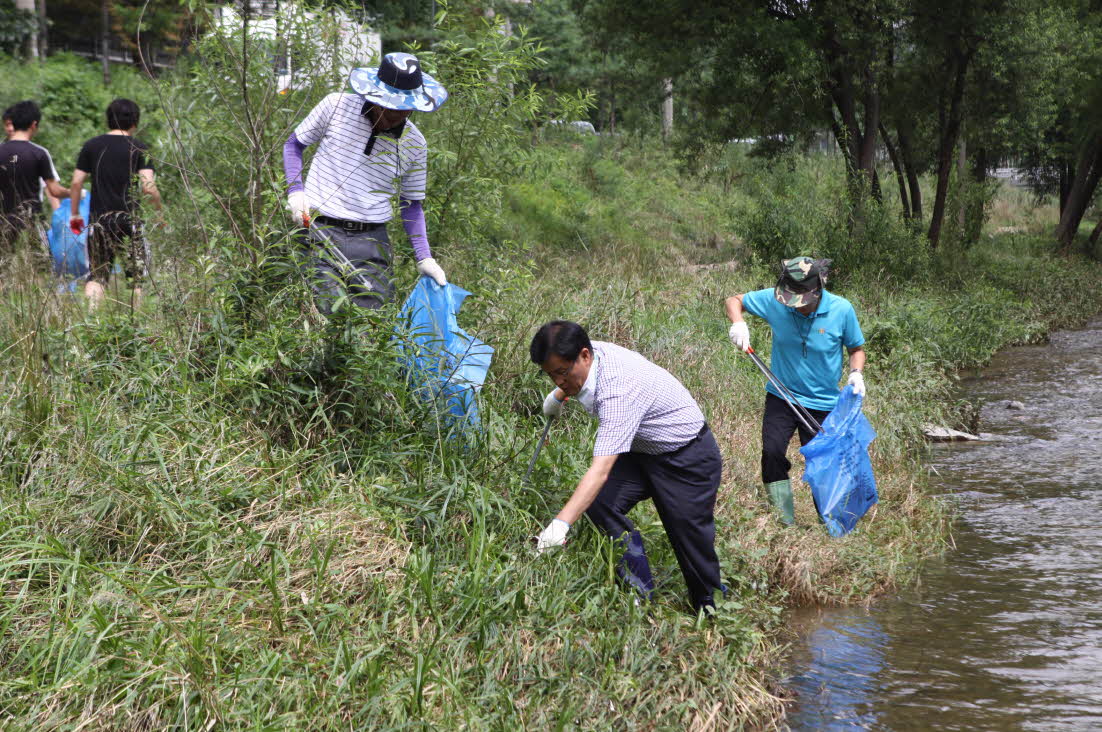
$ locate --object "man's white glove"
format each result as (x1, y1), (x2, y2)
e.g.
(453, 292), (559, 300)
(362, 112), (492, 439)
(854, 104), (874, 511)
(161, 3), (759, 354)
(535, 518), (570, 554)
(847, 371), (866, 397)
(287, 191), (309, 227)
(543, 389), (565, 418)
(728, 321), (751, 352)
(416, 257), (447, 286)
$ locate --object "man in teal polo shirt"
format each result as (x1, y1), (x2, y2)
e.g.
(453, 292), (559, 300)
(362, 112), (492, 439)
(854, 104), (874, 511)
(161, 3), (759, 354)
(724, 257), (866, 525)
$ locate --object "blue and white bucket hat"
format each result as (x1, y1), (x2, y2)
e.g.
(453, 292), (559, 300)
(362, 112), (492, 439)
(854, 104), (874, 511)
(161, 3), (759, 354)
(349, 52), (448, 113)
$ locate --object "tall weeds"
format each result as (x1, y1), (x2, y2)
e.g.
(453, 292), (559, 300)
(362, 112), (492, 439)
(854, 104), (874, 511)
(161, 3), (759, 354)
(1, 6), (1100, 727)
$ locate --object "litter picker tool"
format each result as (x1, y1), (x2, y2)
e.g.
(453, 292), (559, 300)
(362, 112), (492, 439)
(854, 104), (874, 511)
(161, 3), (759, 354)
(524, 417), (554, 485)
(311, 222), (380, 295)
(523, 397), (567, 485)
(744, 347), (822, 434)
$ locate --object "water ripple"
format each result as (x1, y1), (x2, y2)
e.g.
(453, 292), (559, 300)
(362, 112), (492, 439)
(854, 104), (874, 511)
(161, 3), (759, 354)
(786, 317), (1102, 731)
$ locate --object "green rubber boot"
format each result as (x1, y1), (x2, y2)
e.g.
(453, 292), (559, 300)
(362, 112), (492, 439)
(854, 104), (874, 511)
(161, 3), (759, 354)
(765, 479), (795, 526)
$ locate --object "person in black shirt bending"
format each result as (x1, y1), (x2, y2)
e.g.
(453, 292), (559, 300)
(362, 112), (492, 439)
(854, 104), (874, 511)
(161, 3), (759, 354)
(0, 100), (69, 261)
(69, 98), (162, 307)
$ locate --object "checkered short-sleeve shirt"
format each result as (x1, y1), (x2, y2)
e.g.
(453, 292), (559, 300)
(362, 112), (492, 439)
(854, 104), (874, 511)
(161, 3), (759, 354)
(588, 341), (706, 456)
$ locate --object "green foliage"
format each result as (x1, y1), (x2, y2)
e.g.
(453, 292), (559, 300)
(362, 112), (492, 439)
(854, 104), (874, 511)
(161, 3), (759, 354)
(37, 54), (111, 129)
(735, 152), (931, 283)
(0, 1), (37, 51)
(110, 0), (194, 62)
(0, 53), (162, 177)
(1, 5), (1101, 727)
(412, 4), (591, 264)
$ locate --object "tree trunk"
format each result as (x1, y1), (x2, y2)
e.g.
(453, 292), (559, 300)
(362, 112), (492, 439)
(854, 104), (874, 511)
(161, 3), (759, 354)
(101, 0), (111, 85)
(830, 85), (875, 198)
(898, 126), (923, 222)
(859, 68), (880, 191)
(1055, 132), (1102, 250)
(15, 0), (37, 59)
(966, 146), (988, 246)
(36, 0), (47, 58)
(957, 123), (966, 229)
(1089, 217), (1102, 249)
(824, 42), (879, 206)
(880, 122), (911, 219)
(927, 51), (970, 249)
(1059, 159), (1073, 216)
(661, 78), (673, 140)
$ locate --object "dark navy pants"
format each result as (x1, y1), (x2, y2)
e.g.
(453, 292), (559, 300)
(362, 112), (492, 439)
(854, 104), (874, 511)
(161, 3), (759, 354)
(761, 393), (831, 483)
(585, 425), (724, 611)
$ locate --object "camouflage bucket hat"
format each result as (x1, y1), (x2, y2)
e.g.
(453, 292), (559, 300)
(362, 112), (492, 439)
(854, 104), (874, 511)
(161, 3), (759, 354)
(774, 256), (831, 309)
(349, 52), (448, 113)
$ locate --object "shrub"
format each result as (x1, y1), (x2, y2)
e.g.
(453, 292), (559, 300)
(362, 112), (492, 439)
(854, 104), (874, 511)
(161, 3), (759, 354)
(735, 153), (930, 284)
(0, 53), (162, 176)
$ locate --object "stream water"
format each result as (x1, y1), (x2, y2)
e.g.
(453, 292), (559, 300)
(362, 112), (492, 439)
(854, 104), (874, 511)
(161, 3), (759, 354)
(784, 317), (1102, 731)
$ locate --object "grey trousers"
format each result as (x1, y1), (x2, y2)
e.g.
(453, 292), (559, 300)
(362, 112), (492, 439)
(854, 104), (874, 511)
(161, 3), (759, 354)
(301, 220), (393, 314)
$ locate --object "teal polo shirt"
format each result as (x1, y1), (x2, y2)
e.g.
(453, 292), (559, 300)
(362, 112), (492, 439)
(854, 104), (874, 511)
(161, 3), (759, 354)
(742, 288), (865, 412)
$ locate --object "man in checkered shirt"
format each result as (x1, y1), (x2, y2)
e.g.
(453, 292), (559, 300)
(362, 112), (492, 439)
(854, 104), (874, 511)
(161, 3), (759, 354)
(530, 320), (726, 612)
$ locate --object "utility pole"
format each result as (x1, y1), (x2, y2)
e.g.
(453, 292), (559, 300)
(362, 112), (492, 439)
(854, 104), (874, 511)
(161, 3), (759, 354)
(662, 78), (673, 139)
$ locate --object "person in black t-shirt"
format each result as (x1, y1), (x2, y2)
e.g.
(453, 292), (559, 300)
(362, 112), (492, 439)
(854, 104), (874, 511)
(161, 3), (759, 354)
(69, 98), (162, 306)
(0, 100), (69, 260)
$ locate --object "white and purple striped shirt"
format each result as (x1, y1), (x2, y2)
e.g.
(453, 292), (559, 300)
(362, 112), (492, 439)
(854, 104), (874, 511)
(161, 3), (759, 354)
(586, 341), (706, 456)
(294, 92), (427, 223)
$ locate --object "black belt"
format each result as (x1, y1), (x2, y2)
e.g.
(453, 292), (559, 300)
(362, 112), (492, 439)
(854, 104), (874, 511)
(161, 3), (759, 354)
(666, 423), (710, 456)
(313, 215), (385, 233)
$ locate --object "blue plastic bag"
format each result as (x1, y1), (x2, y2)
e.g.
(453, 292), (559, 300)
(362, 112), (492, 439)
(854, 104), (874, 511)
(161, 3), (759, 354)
(396, 277), (493, 430)
(799, 385), (879, 537)
(46, 193), (90, 289)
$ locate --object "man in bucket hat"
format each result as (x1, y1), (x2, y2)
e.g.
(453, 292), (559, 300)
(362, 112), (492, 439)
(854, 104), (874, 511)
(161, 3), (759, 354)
(283, 52), (448, 313)
(723, 257), (867, 525)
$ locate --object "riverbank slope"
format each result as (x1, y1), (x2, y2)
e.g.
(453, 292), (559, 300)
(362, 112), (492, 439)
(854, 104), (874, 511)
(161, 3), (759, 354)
(1, 131), (1099, 729)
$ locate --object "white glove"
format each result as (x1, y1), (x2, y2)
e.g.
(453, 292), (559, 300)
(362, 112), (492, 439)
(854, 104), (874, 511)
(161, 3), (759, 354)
(287, 191), (309, 227)
(543, 389), (564, 418)
(535, 518), (570, 554)
(417, 257), (447, 286)
(847, 371), (866, 397)
(728, 321), (751, 352)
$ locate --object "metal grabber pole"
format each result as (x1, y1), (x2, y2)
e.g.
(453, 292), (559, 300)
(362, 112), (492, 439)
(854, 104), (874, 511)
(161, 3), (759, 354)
(744, 347), (822, 435)
(523, 397), (568, 485)
(523, 416), (554, 485)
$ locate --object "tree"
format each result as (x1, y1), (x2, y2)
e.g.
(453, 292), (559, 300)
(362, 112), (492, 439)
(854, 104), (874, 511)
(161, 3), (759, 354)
(0, 0), (39, 56)
(581, 0), (909, 211)
(111, 0), (195, 73)
(1051, 1), (1102, 249)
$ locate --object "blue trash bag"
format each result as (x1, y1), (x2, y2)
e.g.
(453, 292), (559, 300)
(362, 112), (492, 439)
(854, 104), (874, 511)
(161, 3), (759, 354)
(799, 385), (879, 537)
(395, 276), (494, 430)
(46, 193), (90, 289)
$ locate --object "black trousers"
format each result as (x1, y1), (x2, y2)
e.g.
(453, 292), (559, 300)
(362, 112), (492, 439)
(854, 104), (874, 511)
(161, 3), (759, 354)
(88, 212), (148, 285)
(761, 392), (831, 483)
(585, 425), (724, 611)
(0, 212), (50, 271)
(301, 220), (393, 314)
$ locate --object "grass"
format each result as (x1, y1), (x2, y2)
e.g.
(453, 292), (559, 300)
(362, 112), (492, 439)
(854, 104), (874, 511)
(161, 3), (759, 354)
(0, 132), (1100, 729)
